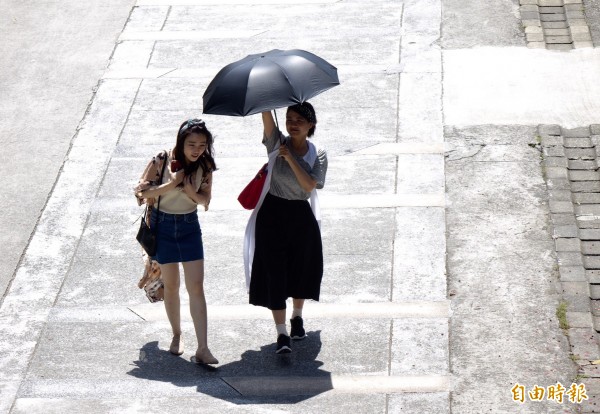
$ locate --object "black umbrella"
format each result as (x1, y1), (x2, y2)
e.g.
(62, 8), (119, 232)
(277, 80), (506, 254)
(202, 49), (339, 117)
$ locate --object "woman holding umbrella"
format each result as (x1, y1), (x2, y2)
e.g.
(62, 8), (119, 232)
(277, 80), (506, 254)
(202, 49), (337, 353)
(249, 102), (328, 354)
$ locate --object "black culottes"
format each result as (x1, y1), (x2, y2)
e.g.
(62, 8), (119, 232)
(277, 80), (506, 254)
(249, 193), (324, 310)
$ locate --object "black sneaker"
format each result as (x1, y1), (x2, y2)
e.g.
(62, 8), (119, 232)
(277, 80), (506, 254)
(276, 334), (292, 354)
(290, 316), (307, 340)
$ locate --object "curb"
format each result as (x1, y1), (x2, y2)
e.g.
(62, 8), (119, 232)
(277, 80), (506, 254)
(520, 0), (593, 49)
(540, 123), (600, 412)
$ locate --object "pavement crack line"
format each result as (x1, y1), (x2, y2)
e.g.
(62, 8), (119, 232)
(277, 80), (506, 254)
(388, 319), (394, 376)
(157, 68), (177, 78)
(220, 378), (245, 397)
(160, 5), (171, 32)
(445, 144), (486, 162)
(127, 307), (147, 321)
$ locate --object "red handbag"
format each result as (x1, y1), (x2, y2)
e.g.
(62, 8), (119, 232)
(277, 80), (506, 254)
(238, 163), (268, 209)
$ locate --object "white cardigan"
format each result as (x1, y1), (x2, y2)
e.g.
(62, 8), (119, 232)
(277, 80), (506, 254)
(243, 140), (321, 292)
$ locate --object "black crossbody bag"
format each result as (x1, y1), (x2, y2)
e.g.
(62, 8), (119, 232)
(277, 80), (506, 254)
(136, 151), (167, 256)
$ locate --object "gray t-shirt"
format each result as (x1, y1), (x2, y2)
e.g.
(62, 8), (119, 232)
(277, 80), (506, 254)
(263, 128), (327, 200)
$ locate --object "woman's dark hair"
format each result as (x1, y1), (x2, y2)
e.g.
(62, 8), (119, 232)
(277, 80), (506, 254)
(287, 102), (317, 137)
(173, 119), (217, 176)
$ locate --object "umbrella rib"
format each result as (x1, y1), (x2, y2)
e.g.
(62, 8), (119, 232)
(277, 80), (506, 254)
(236, 61), (253, 115)
(267, 58), (301, 102)
(267, 56), (339, 102)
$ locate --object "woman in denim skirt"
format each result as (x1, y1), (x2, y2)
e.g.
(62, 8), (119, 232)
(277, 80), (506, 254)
(135, 119), (218, 365)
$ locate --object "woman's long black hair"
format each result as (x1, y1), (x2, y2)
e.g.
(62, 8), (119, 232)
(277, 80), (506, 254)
(173, 119), (217, 177)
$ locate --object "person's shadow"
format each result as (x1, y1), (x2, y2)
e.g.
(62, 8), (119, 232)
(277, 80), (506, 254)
(127, 331), (332, 404)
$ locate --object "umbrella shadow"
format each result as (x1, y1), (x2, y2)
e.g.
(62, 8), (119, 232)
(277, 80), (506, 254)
(127, 331), (332, 405)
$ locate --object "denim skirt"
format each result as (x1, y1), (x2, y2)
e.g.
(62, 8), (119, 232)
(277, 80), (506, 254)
(150, 209), (204, 264)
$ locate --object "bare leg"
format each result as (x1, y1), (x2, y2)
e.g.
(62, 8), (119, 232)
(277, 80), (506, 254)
(272, 301), (305, 326)
(272, 309), (286, 325)
(160, 263), (181, 336)
(292, 298), (305, 312)
(161, 263), (183, 355)
(183, 260), (217, 364)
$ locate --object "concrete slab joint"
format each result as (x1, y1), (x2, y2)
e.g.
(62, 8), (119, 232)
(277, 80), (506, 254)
(519, 0), (593, 49)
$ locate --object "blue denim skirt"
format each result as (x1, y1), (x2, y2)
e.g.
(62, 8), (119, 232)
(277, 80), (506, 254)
(150, 209), (204, 264)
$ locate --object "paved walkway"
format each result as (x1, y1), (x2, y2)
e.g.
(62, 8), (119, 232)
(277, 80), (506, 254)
(1, 0), (599, 413)
(1, 1), (451, 412)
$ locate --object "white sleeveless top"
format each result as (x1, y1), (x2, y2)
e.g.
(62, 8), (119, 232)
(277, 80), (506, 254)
(158, 154), (207, 214)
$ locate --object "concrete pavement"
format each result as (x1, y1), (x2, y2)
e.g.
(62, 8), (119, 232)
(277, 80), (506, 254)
(1, 0), (599, 412)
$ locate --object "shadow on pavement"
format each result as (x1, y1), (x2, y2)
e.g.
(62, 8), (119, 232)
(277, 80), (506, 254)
(127, 331), (332, 404)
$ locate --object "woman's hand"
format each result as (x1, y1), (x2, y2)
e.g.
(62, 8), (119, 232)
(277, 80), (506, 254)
(278, 144), (293, 163)
(182, 175), (210, 210)
(134, 180), (151, 198)
(170, 167), (185, 186)
(134, 155), (184, 200)
(183, 175), (197, 199)
(134, 180), (156, 205)
(277, 144), (317, 193)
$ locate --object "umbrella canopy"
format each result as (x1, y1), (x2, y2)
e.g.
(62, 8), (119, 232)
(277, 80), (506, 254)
(202, 49), (339, 116)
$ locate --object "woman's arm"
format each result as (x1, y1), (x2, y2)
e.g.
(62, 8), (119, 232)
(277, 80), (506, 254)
(278, 145), (317, 193)
(137, 178), (179, 199)
(262, 111), (276, 138)
(183, 172), (212, 211)
(135, 165), (184, 200)
(134, 160), (154, 205)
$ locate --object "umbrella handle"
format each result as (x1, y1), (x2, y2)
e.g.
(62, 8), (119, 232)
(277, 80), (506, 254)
(273, 109), (284, 144)
(273, 109), (278, 128)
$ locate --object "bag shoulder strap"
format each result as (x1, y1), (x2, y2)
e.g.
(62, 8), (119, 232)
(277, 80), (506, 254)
(154, 150), (168, 213)
(146, 150), (168, 226)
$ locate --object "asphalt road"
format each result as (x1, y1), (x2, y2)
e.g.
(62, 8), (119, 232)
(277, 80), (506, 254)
(0, 0), (135, 302)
